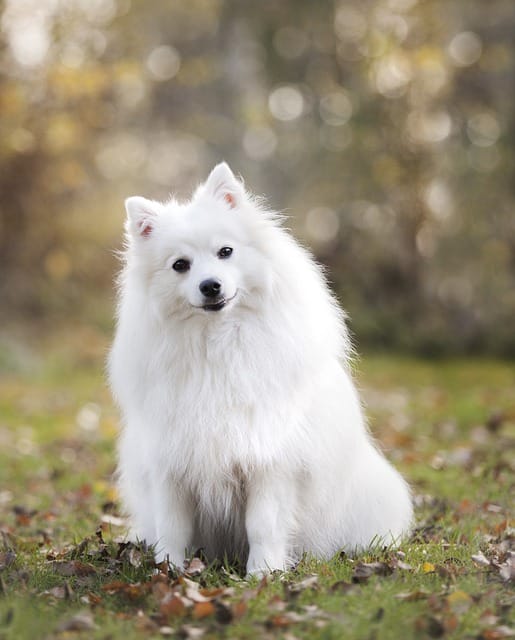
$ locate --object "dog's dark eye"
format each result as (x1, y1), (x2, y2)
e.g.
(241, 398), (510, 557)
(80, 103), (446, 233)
(172, 258), (190, 273)
(217, 247), (233, 259)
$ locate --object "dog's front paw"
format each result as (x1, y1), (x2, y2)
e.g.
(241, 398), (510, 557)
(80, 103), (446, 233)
(246, 549), (286, 578)
(154, 550), (186, 572)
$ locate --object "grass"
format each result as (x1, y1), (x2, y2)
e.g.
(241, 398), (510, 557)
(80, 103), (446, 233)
(0, 330), (513, 639)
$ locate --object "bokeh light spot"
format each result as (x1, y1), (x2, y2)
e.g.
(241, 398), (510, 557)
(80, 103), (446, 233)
(448, 31), (482, 67)
(268, 85), (304, 121)
(242, 126), (277, 160)
(146, 45), (181, 81)
(467, 112), (501, 147)
(319, 90), (353, 125)
(305, 207), (340, 244)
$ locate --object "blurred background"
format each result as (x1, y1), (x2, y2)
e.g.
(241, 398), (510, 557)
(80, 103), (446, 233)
(1, 0), (514, 356)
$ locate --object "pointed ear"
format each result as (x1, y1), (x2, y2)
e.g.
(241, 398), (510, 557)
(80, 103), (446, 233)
(125, 196), (160, 238)
(203, 162), (244, 209)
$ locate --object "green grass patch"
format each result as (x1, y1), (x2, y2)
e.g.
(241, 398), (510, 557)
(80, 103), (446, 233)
(0, 334), (513, 639)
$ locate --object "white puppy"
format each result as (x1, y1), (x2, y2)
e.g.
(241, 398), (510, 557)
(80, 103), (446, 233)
(109, 163), (413, 575)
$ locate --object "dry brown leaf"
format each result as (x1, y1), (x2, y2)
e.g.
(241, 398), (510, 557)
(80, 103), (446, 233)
(472, 552), (491, 566)
(135, 610), (159, 632)
(498, 554), (515, 582)
(266, 612), (304, 629)
(446, 589), (473, 614)
(39, 583), (73, 600)
(352, 561), (392, 583)
(160, 593), (189, 618)
(56, 612), (96, 632)
(185, 587), (212, 603)
(232, 600), (248, 619)
(101, 581), (149, 599)
(80, 592), (102, 606)
(395, 590), (431, 601)
(214, 601), (234, 624)
(100, 514), (126, 527)
(480, 627), (515, 640)
(192, 601), (215, 619)
(0, 551), (16, 570)
(330, 580), (355, 593)
(51, 560), (97, 576)
(184, 556), (206, 577)
(198, 586), (226, 599)
(414, 615), (445, 638)
(286, 574), (318, 596)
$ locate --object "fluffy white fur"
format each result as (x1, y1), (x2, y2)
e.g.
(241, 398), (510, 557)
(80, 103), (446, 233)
(109, 162), (413, 575)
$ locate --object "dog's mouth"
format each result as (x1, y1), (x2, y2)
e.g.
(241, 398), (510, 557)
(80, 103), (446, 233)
(200, 291), (238, 312)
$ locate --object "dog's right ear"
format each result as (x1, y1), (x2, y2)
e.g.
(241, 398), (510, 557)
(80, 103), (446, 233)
(125, 196), (160, 238)
(203, 162), (244, 209)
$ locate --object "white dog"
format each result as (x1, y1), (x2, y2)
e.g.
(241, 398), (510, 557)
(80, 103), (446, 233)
(109, 163), (413, 575)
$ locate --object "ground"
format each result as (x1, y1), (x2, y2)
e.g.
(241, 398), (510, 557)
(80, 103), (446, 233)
(0, 328), (513, 639)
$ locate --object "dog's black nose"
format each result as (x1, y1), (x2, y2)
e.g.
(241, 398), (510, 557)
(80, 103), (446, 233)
(199, 278), (222, 298)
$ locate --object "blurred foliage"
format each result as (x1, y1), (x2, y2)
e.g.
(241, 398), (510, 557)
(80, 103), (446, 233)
(0, 0), (514, 354)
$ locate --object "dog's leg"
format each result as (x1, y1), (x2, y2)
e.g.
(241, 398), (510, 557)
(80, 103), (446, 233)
(152, 478), (193, 570)
(245, 468), (295, 576)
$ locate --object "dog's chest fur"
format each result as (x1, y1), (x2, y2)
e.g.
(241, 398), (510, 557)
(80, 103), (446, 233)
(139, 317), (310, 489)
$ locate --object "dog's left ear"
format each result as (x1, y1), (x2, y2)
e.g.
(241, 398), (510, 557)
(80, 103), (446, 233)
(204, 162), (244, 209)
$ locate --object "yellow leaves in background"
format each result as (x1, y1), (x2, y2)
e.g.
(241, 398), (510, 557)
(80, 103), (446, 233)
(44, 249), (72, 282)
(49, 65), (111, 101)
(44, 114), (82, 154)
(174, 57), (219, 87)
(0, 82), (26, 117)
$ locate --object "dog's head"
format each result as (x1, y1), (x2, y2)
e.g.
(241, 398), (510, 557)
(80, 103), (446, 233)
(124, 163), (274, 319)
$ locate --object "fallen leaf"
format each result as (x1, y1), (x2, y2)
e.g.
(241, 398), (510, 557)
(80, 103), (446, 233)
(486, 410), (504, 433)
(266, 612), (303, 629)
(472, 552), (491, 566)
(102, 581), (149, 599)
(232, 600), (248, 619)
(160, 594), (188, 618)
(56, 612), (96, 632)
(415, 615), (445, 638)
(192, 601), (215, 619)
(13, 505), (37, 526)
(479, 609), (499, 626)
(0, 551), (16, 570)
(480, 626), (515, 640)
(330, 580), (355, 593)
(128, 546), (142, 568)
(51, 560), (97, 576)
(286, 574), (318, 596)
(498, 554), (515, 582)
(80, 592), (102, 606)
(446, 590), (473, 614)
(177, 624), (206, 638)
(100, 514), (126, 527)
(39, 583), (73, 600)
(214, 601), (233, 624)
(184, 557), (206, 577)
(268, 595), (287, 612)
(395, 590), (431, 601)
(352, 561), (392, 583)
(135, 610), (158, 632)
(185, 588), (212, 603)
(198, 586), (232, 599)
